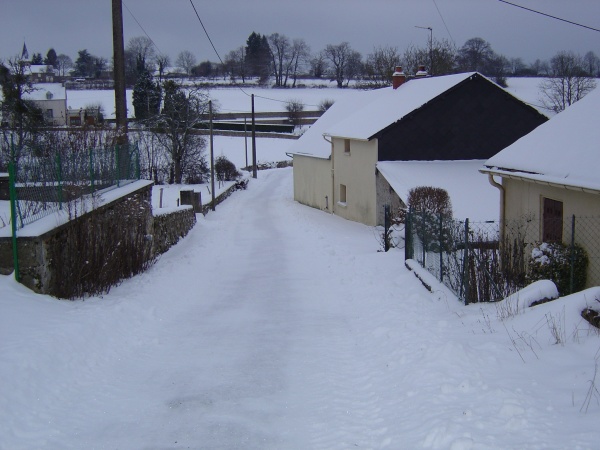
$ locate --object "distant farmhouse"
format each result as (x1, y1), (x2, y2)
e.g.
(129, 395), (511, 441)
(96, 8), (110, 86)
(290, 70), (548, 226)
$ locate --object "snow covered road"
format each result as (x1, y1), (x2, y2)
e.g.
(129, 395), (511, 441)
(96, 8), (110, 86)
(1, 168), (599, 449)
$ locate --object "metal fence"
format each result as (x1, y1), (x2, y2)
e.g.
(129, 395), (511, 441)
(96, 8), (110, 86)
(405, 209), (600, 304)
(8, 141), (140, 230)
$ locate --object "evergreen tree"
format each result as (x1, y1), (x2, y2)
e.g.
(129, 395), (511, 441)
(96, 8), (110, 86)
(31, 52), (43, 65)
(44, 48), (58, 67)
(132, 69), (161, 121)
(245, 32), (271, 80)
(73, 49), (94, 77)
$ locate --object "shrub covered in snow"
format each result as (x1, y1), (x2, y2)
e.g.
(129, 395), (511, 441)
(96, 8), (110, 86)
(215, 156), (240, 181)
(527, 242), (588, 296)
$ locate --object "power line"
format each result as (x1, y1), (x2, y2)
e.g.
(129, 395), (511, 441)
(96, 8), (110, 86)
(432, 0), (455, 46)
(187, 0), (321, 108)
(122, 1), (163, 54)
(498, 0), (600, 33)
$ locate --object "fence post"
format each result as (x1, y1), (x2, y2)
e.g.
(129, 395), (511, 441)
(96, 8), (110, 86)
(56, 153), (63, 210)
(570, 214), (575, 295)
(439, 213), (444, 282)
(384, 204), (390, 252)
(115, 144), (120, 187)
(135, 142), (140, 180)
(421, 209), (427, 266)
(89, 148), (95, 193)
(8, 159), (20, 282)
(461, 218), (470, 305)
(405, 207), (412, 260)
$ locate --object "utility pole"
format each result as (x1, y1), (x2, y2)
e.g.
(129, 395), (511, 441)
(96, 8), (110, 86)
(251, 94), (257, 179)
(209, 100), (215, 211)
(112, 0), (128, 143)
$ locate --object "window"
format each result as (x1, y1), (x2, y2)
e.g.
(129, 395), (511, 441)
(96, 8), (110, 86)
(344, 139), (351, 154)
(45, 109), (53, 119)
(542, 197), (563, 242)
(339, 184), (347, 204)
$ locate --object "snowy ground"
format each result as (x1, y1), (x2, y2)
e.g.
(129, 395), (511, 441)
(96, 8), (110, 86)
(1, 167), (599, 449)
(66, 77), (550, 120)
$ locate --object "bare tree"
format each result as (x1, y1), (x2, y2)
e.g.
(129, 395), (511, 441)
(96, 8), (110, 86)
(310, 51), (327, 78)
(176, 50), (197, 77)
(268, 33), (292, 87)
(224, 46), (246, 82)
(324, 42), (362, 88)
(583, 51), (600, 76)
(539, 51), (597, 113)
(150, 81), (209, 184)
(457, 37), (494, 73)
(365, 45), (401, 86)
(55, 53), (73, 77)
(154, 53), (170, 82)
(289, 39), (310, 87)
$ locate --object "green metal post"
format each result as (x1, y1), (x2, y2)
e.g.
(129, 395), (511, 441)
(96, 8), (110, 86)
(56, 153), (63, 210)
(135, 142), (140, 180)
(439, 213), (444, 282)
(570, 214), (575, 295)
(115, 144), (120, 187)
(89, 148), (95, 192)
(422, 209), (426, 266)
(8, 160), (20, 282)
(461, 218), (470, 304)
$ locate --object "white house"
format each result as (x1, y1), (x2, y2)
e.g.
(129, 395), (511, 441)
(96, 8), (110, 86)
(290, 71), (547, 226)
(481, 87), (600, 286)
(22, 83), (68, 126)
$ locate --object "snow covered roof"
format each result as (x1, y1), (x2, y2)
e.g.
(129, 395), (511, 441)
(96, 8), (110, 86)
(27, 65), (55, 75)
(289, 72), (525, 159)
(482, 86), (600, 192)
(326, 72), (484, 141)
(22, 83), (66, 101)
(377, 160), (499, 221)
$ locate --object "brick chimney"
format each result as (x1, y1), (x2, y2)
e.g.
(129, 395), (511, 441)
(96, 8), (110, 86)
(415, 65), (428, 78)
(392, 66), (406, 89)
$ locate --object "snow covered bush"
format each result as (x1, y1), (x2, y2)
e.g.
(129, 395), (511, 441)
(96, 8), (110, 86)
(527, 242), (588, 296)
(215, 155), (240, 181)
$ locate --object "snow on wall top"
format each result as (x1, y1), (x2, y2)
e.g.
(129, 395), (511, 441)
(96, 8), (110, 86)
(377, 160), (499, 221)
(483, 86), (600, 191)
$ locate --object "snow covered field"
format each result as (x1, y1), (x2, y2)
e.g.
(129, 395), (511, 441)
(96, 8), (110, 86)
(66, 77), (551, 119)
(1, 167), (599, 449)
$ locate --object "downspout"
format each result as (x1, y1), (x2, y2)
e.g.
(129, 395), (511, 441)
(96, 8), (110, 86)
(323, 135), (333, 213)
(487, 173), (505, 242)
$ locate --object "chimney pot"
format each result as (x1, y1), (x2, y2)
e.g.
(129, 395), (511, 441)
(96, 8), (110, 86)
(415, 65), (428, 78)
(392, 66), (406, 89)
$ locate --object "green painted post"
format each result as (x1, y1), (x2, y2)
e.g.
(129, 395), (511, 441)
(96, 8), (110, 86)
(115, 144), (120, 187)
(570, 214), (575, 295)
(135, 142), (140, 179)
(56, 153), (63, 210)
(8, 160), (20, 282)
(439, 214), (444, 282)
(461, 218), (470, 304)
(89, 148), (95, 192)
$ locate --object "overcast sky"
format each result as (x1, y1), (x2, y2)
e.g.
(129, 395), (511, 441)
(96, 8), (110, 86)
(1, 0), (599, 67)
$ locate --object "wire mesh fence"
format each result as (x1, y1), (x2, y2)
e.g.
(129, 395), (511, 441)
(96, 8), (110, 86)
(405, 208), (600, 304)
(8, 141), (140, 230)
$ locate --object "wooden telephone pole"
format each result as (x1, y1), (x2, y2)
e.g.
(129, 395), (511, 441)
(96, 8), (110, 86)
(112, 0), (128, 145)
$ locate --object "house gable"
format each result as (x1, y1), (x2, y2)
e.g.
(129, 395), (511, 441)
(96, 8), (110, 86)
(375, 73), (548, 161)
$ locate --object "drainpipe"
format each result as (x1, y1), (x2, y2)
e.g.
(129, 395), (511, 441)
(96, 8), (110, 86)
(487, 173), (505, 242)
(323, 135), (333, 213)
